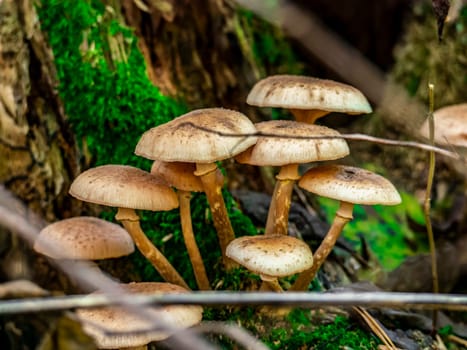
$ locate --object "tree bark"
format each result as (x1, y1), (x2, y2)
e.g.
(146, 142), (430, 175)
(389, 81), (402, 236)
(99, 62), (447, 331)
(0, 0), (81, 222)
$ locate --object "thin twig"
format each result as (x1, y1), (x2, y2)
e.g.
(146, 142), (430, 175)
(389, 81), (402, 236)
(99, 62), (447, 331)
(424, 83), (439, 332)
(1, 291), (467, 314)
(353, 307), (397, 350)
(178, 122), (463, 160)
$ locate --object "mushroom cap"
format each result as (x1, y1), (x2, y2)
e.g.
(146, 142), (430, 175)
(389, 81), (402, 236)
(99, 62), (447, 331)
(247, 75), (372, 115)
(235, 120), (349, 166)
(151, 161), (205, 192)
(69, 165), (178, 211)
(298, 165), (402, 205)
(419, 103), (467, 147)
(226, 235), (313, 279)
(76, 282), (203, 349)
(33, 216), (134, 260)
(135, 108), (258, 163)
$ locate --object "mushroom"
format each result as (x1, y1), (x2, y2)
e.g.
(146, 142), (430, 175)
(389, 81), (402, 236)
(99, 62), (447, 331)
(236, 120), (349, 236)
(290, 165), (401, 291)
(135, 108), (258, 268)
(33, 216), (135, 289)
(226, 235), (313, 292)
(76, 282), (203, 349)
(247, 74), (372, 124)
(151, 160), (213, 290)
(69, 164), (189, 289)
(419, 103), (467, 174)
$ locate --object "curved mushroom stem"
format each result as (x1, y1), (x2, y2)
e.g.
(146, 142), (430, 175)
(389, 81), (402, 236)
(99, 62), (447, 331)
(115, 208), (189, 289)
(195, 163), (236, 269)
(265, 164), (301, 235)
(290, 109), (330, 124)
(178, 190), (211, 290)
(260, 275), (284, 293)
(290, 201), (354, 291)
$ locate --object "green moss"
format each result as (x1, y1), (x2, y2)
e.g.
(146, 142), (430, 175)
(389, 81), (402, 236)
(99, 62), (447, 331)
(263, 311), (379, 350)
(37, 0), (186, 168)
(206, 308), (379, 349)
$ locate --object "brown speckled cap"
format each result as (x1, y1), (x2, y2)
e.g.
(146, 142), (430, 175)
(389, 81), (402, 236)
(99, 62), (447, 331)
(135, 108), (258, 163)
(69, 165), (178, 211)
(299, 165), (401, 205)
(235, 120), (349, 166)
(420, 103), (467, 147)
(226, 235), (313, 280)
(247, 75), (372, 115)
(76, 282), (203, 348)
(33, 216), (134, 260)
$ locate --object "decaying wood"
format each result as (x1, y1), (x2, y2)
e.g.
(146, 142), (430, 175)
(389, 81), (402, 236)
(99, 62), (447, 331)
(0, 0), (81, 222)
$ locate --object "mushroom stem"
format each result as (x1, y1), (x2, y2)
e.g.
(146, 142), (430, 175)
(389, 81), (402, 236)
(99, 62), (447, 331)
(115, 208), (189, 289)
(290, 109), (330, 124)
(290, 201), (354, 291)
(178, 190), (211, 290)
(195, 163), (236, 269)
(261, 276), (284, 293)
(265, 164), (300, 235)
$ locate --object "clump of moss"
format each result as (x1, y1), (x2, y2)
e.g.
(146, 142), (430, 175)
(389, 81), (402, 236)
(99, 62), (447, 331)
(391, 3), (467, 107)
(37, 0), (186, 168)
(37, 0), (258, 287)
(206, 308), (379, 349)
(261, 311), (379, 350)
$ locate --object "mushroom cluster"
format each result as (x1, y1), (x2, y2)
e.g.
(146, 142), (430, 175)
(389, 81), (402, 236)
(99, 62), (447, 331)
(228, 74), (401, 291)
(32, 74), (404, 345)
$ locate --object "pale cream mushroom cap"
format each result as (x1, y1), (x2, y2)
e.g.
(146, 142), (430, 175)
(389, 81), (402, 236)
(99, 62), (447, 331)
(235, 120), (349, 166)
(226, 235), (313, 280)
(76, 282), (203, 349)
(247, 75), (372, 114)
(135, 108), (258, 163)
(419, 103), (467, 147)
(299, 165), (402, 205)
(34, 216), (134, 260)
(69, 165), (178, 211)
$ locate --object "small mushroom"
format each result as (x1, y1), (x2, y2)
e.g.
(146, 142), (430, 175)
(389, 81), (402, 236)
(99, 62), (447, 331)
(290, 165), (401, 291)
(33, 216), (134, 289)
(151, 160), (213, 290)
(236, 120), (349, 235)
(419, 103), (467, 174)
(226, 235), (313, 292)
(76, 282), (203, 349)
(135, 108), (258, 269)
(247, 75), (372, 124)
(69, 164), (188, 289)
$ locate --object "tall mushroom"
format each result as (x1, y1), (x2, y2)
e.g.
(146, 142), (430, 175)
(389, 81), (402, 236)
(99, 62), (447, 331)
(236, 120), (349, 236)
(151, 160), (213, 290)
(69, 164), (189, 289)
(226, 235), (313, 292)
(247, 75), (372, 124)
(290, 165), (401, 291)
(76, 282), (203, 349)
(135, 108), (258, 268)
